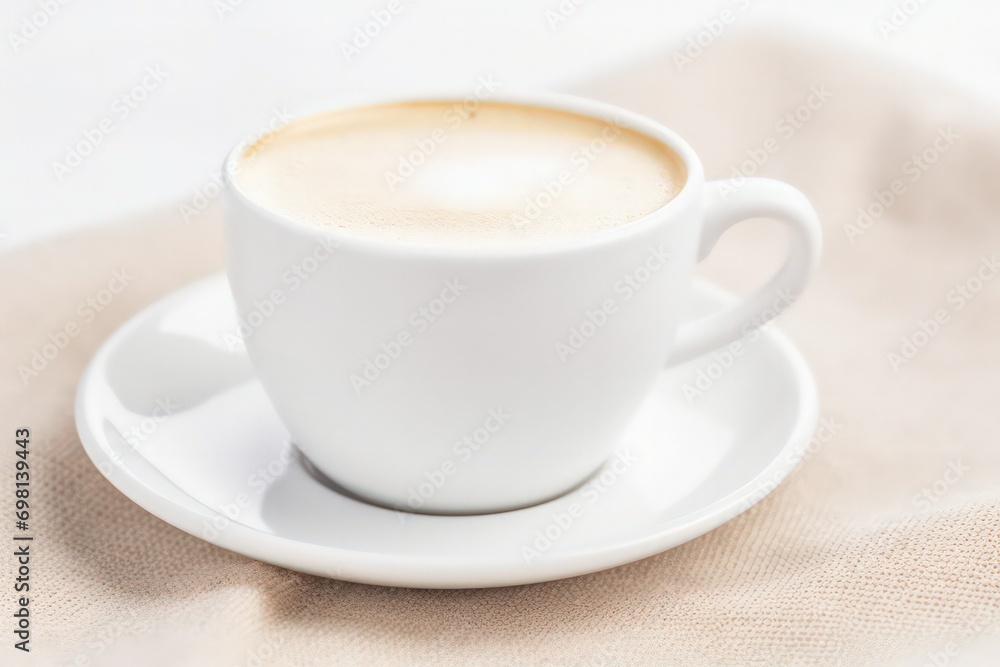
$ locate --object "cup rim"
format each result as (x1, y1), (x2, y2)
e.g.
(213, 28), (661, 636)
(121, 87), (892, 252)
(223, 91), (705, 258)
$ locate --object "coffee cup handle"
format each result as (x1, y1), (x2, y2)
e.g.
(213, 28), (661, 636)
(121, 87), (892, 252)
(668, 178), (822, 365)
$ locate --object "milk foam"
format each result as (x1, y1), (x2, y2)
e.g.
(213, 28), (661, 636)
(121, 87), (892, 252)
(235, 101), (686, 243)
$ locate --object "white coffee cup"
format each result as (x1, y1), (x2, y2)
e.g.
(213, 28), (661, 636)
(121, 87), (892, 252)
(223, 93), (821, 515)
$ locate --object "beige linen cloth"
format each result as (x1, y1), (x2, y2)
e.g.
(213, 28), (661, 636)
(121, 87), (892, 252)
(2, 34), (999, 666)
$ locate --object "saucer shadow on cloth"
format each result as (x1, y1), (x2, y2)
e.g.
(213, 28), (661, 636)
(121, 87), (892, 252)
(75, 274), (818, 588)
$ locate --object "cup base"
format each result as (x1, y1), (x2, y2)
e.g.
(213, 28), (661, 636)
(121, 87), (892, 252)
(295, 443), (606, 517)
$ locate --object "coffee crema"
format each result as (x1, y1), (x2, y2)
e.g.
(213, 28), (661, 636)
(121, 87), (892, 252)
(235, 101), (686, 243)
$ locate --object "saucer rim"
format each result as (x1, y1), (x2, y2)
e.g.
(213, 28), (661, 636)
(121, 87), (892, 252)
(75, 273), (819, 589)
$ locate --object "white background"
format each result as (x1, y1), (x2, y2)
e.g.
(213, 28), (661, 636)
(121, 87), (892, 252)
(2, 0), (998, 251)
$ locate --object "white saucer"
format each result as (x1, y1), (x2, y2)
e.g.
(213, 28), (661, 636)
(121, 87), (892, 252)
(75, 274), (818, 588)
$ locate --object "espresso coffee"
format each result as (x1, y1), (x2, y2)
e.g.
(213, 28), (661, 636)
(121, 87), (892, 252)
(235, 101), (686, 243)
